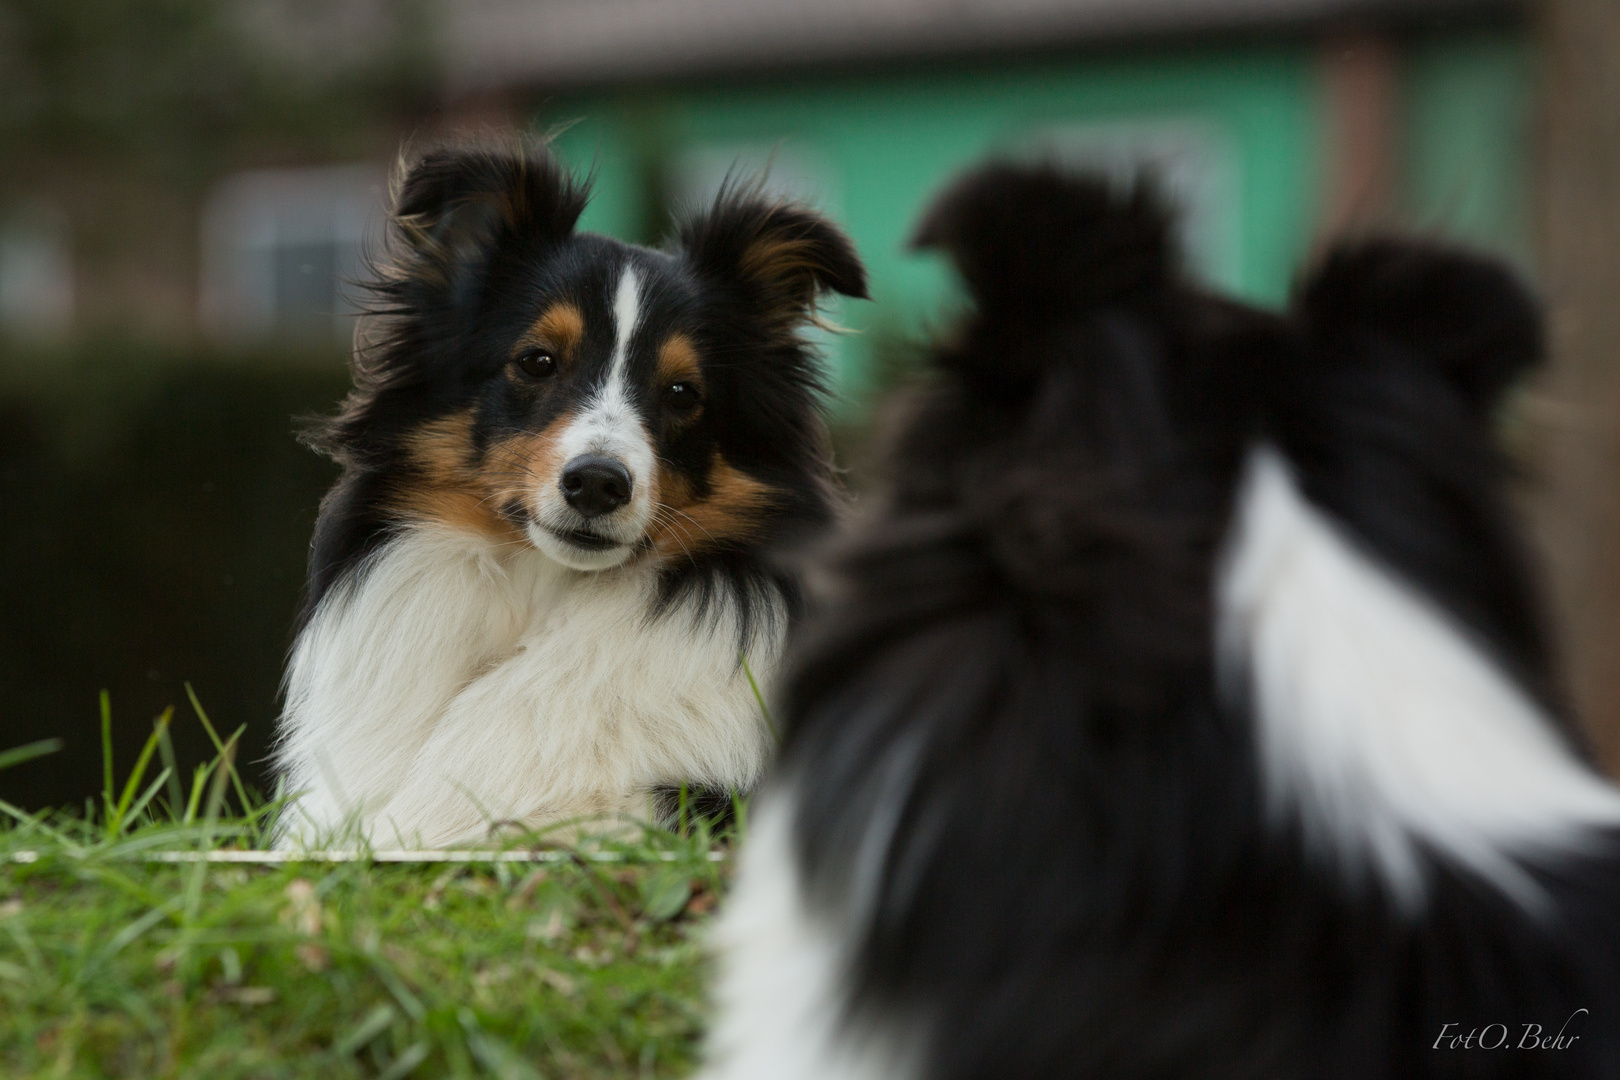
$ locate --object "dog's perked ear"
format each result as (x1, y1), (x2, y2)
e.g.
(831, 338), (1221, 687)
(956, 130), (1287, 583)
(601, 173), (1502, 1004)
(385, 144), (589, 312)
(909, 161), (1180, 395)
(911, 161), (1175, 317)
(1295, 240), (1542, 419)
(678, 192), (869, 323)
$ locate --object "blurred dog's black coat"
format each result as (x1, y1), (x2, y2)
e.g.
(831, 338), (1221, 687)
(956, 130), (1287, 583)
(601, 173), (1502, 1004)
(704, 163), (1620, 1078)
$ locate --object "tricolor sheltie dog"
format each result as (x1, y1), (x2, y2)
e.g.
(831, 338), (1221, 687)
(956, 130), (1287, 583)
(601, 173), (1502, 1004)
(703, 163), (1620, 1077)
(274, 142), (866, 847)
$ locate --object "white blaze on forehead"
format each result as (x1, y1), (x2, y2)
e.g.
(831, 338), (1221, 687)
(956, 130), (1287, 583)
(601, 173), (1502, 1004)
(610, 264), (642, 383)
(1216, 444), (1620, 913)
(588, 264), (645, 439)
(557, 264), (648, 459)
(540, 262), (657, 557)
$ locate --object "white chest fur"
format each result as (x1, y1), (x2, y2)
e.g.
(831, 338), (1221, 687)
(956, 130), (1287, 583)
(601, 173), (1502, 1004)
(275, 526), (778, 848)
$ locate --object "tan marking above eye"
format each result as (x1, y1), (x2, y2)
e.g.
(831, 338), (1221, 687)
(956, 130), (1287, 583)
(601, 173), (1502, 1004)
(657, 333), (706, 419)
(656, 333), (704, 389)
(511, 301), (585, 364)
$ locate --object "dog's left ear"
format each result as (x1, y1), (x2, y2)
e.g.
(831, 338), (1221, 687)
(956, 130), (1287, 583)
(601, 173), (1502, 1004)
(1296, 240), (1543, 418)
(679, 195), (868, 321)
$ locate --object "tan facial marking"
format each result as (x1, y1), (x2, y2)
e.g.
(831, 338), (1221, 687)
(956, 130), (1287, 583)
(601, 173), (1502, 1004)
(512, 302), (585, 362)
(656, 333), (704, 388)
(395, 410), (515, 540)
(482, 422), (573, 523)
(648, 453), (777, 561)
(394, 407), (574, 543)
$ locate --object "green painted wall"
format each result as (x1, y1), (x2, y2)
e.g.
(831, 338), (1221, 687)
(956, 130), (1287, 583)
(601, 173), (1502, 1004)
(533, 31), (1529, 406)
(1400, 31), (1535, 266)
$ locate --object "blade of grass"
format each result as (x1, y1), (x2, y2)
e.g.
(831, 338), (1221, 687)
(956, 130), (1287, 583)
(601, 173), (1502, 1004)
(155, 711), (184, 821)
(120, 767), (172, 833)
(0, 738), (63, 772)
(184, 684), (255, 815)
(333, 1003), (397, 1058)
(110, 709), (172, 837)
(459, 1008), (543, 1080)
(67, 896), (185, 995)
(740, 652), (778, 743)
(254, 774), (290, 847)
(100, 896), (184, 961)
(565, 849), (637, 935)
(222, 724), (251, 812)
(102, 822), (253, 859)
(3, 918), (43, 975)
(184, 763), (210, 825)
(76, 862), (172, 909)
(0, 797), (83, 853)
(374, 1043), (430, 1080)
(182, 732), (237, 940)
(201, 735), (236, 840)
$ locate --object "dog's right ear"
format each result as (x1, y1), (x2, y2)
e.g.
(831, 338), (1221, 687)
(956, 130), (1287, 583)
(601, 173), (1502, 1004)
(679, 192), (868, 327)
(386, 144), (589, 309)
(1295, 240), (1542, 419)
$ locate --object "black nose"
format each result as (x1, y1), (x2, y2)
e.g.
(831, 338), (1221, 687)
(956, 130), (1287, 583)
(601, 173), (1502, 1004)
(560, 454), (632, 518)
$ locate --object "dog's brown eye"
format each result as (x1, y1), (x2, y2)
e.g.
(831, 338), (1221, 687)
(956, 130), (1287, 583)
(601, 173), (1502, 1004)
(515, 351), (556, 379)
(664, 381), (701, 414)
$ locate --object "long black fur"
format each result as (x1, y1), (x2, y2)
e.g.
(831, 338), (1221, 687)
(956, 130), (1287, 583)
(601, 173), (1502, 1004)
(773, 162), (1618, 1076)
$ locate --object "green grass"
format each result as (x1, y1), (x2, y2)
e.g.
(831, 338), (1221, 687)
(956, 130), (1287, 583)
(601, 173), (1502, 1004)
(0, 695), (733, 1079)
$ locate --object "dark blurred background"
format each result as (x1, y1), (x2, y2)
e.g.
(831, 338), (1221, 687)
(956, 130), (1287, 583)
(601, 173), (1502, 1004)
(4, 0), (1620, 811)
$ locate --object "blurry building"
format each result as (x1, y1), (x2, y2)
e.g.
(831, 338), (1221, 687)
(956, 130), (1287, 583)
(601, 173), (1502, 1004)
(199, 166), (389, 344)
(190, 0), (1530, 384)
(428, 0), (1529, 399)
(0, 204), (75, 341)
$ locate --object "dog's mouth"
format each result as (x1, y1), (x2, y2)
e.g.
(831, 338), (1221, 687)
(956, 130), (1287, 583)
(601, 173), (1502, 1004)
(508, 499), (644, 570)
(549, 526), (621, 551)
(504, 503), (630, 552)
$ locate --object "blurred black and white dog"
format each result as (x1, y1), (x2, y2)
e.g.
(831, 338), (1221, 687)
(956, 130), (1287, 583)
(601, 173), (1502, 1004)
(702, 163), (1620, 1077)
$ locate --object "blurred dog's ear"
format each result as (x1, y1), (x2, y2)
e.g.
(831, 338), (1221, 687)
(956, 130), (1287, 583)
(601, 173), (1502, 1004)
(909, 161), (1183, 400)
(680, 193), (868, 323)
(912, 160), (1176, 321)
(1295, 240), (1543, 417)
(388, 144), (588, 307)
